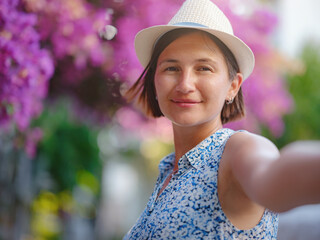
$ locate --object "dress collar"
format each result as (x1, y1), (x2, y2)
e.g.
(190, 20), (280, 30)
(159, 128), (234, 173)
(184, 128), (233, 170)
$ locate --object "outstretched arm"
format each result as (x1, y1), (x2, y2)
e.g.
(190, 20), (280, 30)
(227, 132), (320, 213)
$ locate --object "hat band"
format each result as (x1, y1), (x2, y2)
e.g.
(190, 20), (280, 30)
(152, 22), (206, 50)
(171, 22), (207, 28)
(152, 22), (210, 55)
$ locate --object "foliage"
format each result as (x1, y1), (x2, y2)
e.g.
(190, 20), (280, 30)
(262, 43), (320, 147)
(33, 100), (101, 193)
(30, 100), (102, 238)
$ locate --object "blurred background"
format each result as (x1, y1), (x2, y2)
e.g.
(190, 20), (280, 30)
(0, 0), (319, 239)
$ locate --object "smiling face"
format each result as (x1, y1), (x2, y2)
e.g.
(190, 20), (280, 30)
(154, 31), (240, 129)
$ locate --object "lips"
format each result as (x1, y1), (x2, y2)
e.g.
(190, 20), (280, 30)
(171, 98), (202, 107)
(172, 99), (200, 103)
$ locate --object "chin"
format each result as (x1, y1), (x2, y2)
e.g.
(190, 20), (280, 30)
(166, 114), (220, 129)
(170, 118), (203, 128)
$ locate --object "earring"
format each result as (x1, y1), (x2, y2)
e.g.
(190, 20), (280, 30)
(155, 96), (158, 101)
(226, 97), (234, 105)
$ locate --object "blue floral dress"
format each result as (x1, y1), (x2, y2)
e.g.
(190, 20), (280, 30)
(124, 128), (279, 239)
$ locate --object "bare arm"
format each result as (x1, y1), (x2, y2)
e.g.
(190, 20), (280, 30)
(228, 132), (320, 213)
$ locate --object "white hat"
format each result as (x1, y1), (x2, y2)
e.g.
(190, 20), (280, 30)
(134, 0), (255, 80)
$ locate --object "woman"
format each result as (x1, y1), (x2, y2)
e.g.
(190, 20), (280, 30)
(124, 0), (320, 239)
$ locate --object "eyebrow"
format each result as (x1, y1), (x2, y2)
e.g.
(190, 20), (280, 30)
(158, 59), (178, 66)
(196, 58), (217, 64)
(158, 58), (218, 66)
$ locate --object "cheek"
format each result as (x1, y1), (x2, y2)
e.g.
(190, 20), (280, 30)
(199, 79), (229, 102)
(154, 74), (171, 96)
(198, 79), (216, 95)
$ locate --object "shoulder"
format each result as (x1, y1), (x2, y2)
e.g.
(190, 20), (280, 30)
(226, 130), (280, 160)
(222, 131), (280, 183)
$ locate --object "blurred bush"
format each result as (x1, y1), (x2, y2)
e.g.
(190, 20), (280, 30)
(263, 43), (320, 147)
(30, 100), (102, 239)
(33, 101), (101, 193)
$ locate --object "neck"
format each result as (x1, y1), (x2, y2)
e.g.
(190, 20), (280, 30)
(172, 121), (223, 167)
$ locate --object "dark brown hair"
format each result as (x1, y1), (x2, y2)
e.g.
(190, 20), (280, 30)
(125, 28), (245, 124)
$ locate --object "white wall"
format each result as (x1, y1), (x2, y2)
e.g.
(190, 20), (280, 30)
(276, 0), (320, 57)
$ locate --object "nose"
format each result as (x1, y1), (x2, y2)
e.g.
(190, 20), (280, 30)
(175, 69), (196, 94)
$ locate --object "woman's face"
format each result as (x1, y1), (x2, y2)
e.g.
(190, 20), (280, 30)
(154, 32), (240, 129)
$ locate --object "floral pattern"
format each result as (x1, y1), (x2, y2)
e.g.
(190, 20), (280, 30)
(124, 128), (279, 239)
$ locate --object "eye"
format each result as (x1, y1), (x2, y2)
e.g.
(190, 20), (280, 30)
(198, 66), (212, 72)
(164, 66), (179, 72)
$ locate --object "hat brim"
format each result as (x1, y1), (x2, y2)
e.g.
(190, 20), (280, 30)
(134, 25), (255, 80)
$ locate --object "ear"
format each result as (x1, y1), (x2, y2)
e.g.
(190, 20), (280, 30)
(227, 73), (243, 99)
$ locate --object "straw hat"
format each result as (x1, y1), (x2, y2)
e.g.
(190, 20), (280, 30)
(134, 0), (255, 80)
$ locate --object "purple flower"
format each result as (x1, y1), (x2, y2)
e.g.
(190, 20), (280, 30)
(0, 0), (54, 131)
